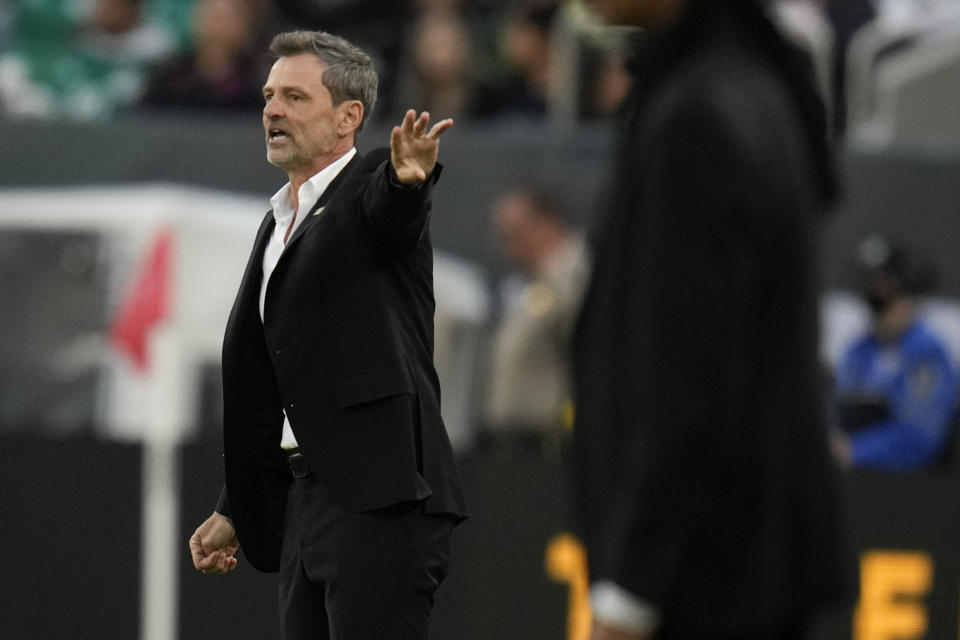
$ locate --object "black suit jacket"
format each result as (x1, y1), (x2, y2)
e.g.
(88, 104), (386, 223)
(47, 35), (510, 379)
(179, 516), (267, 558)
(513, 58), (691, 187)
(216, 148), (466, 572)
(572, 3), (848, 636)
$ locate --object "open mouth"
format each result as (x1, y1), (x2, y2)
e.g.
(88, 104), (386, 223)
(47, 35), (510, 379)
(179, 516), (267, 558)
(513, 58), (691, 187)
(268, 128), (290, 142)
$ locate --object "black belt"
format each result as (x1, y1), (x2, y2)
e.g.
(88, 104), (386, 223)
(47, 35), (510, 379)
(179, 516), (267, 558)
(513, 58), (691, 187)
(286, 449), (312, 479)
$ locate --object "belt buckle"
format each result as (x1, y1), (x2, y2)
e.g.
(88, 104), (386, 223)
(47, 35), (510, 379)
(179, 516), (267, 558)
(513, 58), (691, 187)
(287, 451), (312, 479)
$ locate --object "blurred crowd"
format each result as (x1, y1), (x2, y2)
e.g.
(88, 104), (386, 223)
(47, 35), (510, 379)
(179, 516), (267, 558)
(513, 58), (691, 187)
(0, 0), (636, 123)
(3, 0), (956, 131)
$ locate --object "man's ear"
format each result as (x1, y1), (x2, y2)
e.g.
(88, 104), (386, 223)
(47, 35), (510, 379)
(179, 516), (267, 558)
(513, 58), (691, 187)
(337, 100), (364, 136)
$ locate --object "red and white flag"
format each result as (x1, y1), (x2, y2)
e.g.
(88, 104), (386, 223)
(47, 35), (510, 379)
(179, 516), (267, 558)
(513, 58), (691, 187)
(109, 229), (174, 371)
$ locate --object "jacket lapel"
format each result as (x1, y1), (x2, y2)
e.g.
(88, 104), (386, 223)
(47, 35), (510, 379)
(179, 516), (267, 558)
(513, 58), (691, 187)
(226, 210), (275, 334)
(260, 152), (365, 324)
(283, 151), (364, 253)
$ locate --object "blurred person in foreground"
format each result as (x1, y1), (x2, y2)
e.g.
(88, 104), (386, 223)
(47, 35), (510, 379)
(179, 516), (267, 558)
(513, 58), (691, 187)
(572, 1), (848, 639)
(832, 235), (959, 471)
(482, 184), (590, 454)
(187, 30), (466, 639)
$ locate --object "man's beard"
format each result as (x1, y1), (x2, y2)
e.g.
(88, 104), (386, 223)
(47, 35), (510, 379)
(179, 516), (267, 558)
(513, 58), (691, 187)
(267, 144), (301, 169)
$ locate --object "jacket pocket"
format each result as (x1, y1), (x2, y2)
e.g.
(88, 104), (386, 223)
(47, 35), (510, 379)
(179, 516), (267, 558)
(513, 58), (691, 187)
(334, 362), (415, 408)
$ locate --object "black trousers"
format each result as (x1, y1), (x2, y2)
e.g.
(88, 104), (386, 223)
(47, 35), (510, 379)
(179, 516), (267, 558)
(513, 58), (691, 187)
(279, 475), (454, 640)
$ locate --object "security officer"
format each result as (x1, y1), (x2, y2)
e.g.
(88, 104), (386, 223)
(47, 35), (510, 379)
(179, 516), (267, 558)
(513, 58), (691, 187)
(833, 235), (959, 470)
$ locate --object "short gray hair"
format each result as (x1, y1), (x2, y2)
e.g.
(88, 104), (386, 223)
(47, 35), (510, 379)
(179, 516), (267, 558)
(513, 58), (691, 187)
(269, 30), (378, 132)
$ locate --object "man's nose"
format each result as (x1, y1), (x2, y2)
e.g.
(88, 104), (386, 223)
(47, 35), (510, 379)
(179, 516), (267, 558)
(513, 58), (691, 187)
(264, 99), (282, 119)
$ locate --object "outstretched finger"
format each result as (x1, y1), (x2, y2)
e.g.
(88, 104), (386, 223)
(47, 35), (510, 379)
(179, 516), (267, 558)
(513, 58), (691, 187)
(413, 111), (430, 138)
(426, 118), (454, 139)
(399, 109), (416, 137)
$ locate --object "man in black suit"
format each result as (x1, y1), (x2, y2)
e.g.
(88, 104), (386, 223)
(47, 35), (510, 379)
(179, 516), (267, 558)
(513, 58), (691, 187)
(573, 1), (848, 639)
(188, 30), (466, 640)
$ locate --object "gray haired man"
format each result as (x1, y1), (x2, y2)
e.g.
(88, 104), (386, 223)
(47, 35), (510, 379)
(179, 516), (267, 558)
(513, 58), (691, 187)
(188, 30), (467, 639)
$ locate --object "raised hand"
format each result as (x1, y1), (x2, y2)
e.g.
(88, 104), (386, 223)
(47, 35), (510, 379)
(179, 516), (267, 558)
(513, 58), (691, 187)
(190, 512), (240, 575)
(390, 110), (454, 185)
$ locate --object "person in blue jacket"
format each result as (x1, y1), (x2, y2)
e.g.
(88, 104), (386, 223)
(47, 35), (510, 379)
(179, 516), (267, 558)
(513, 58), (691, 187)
(833, 235), (959, 471)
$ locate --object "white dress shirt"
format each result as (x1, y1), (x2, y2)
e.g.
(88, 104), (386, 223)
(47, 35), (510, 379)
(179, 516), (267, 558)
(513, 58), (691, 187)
(260, 147), (357, 450)
(590, 580), (661, 635)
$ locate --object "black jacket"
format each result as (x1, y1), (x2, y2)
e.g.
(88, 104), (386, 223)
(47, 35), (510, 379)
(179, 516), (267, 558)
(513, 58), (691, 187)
(216, 149), (466, 572)
(573, 2), (848, 635)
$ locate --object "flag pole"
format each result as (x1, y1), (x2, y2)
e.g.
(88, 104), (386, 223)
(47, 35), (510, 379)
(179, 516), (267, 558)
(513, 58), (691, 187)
(141, 326), (188, 640)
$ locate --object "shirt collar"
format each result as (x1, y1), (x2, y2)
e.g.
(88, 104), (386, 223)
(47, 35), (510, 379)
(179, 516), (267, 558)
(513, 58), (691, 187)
(269, 147), (357, 223)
